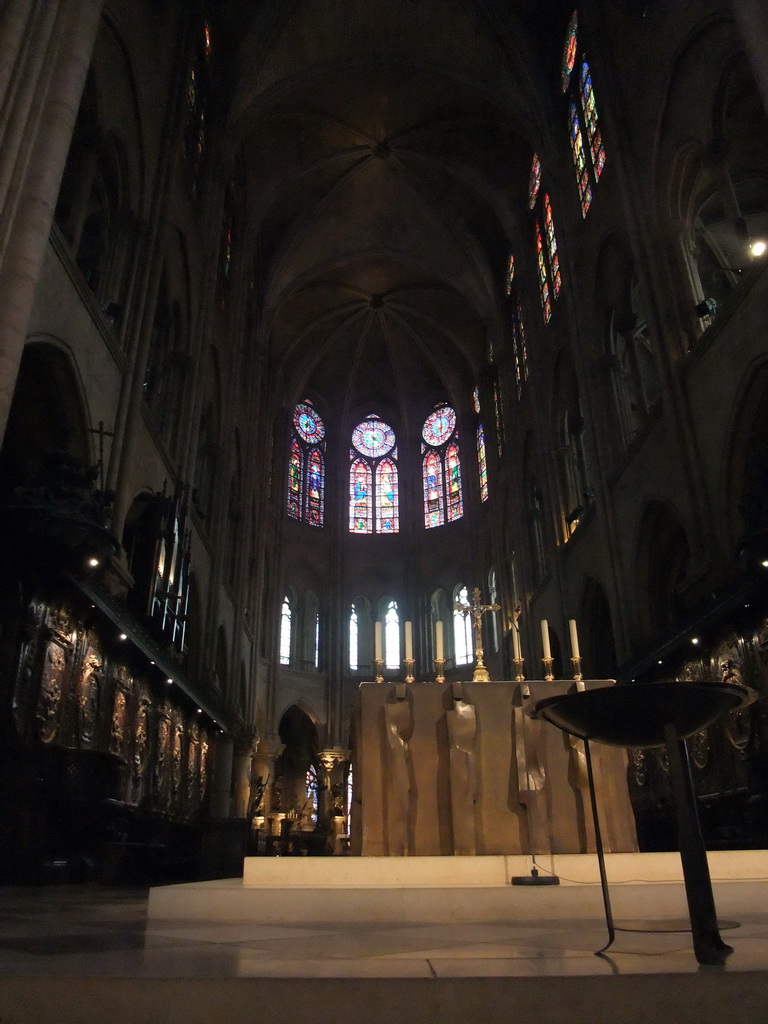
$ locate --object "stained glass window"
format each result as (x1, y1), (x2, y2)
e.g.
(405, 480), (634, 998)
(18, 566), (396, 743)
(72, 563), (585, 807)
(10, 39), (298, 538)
(505, 252), (515, 296)
(384, 600), (400, 670)
(288, 440), (302, 519)
(473, 387), (481, 414)
(543, 194), (562, 297)
(376, 459), (399, 532)
(288, 401), (325, 526)
(279, 596), (291, 665)
(477, 424), (489, 501)
(562, 10), (578, 91)
(306, 448), (324, 525)
(423, 450), (444, 527)
(569, 101), (592, 216)
(512, 299), (529, 398)
(493, 381), (504, 457)
(350, 458), (372, 533)
(535, 221), (552, 322)
(185, 21), (211, 193)
(580, 61), (606, 179)
(350, 416), (398, 534)
(528, 154), (542, 209)
(446, 444), (463, 520)
(305, 765), (318, 824)
(422, 405), (462, 528)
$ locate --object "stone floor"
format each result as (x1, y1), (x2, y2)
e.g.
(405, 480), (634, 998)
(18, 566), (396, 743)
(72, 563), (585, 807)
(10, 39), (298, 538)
(0, 875), (767, 1023)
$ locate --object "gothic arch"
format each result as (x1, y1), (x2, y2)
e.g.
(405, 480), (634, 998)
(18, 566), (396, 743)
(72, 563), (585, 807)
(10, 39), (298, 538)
(578, 576), (617, 680)
(633, 500), (692, 644)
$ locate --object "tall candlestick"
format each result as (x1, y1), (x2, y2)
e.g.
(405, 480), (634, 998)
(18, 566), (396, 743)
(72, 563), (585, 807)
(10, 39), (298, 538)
(568, 619), (580, 661)
(374, 622), (382, 661)
(540, 619), (551, 661)
(512, 624), (521, 662)
(405, 621), (413, 661)
(435, 620), (444, 660)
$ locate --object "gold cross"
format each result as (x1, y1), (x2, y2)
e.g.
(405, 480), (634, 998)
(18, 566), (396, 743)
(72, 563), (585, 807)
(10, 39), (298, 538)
(455, 587), (500, 682)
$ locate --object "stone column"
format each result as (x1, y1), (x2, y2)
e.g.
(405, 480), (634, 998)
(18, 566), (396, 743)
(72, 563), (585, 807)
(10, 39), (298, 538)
(732, 0), (768, 116)
(251, 736), (284, 821)
(319, 747), (349, 852)
(232, 726), (258, 819)
(209, 734), (234, 819)
(0, 0), (104, 443)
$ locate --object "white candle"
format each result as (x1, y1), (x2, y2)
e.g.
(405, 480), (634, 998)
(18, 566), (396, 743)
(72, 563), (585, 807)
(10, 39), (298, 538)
(435, 620), (444, 660)
(569, 619), (580, 661)
(540, 619), (551, 661)
(512, 624), (521, 662)
(405, 621), (413, 660)
(374, 622), (382, 661)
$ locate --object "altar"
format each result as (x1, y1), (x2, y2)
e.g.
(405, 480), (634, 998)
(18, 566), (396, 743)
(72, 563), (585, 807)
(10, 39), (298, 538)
(351, 679), (638, 857)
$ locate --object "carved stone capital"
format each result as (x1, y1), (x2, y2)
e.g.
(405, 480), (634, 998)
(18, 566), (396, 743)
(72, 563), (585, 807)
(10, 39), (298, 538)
(319, 747), (349, 774)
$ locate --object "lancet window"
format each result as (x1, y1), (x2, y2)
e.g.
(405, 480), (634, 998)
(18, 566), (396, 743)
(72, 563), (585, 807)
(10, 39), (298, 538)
(562, 11), (606, 217)
(453, 586), (473, 666)
(384, 600), (401, 669)
(528, 154), (563, 323)
(279, 595), (292, 665)
(422, 404), (463, 528)
(473, 388), (489, 502)
(349, 416), (399, 534)
(287, 401), (326, 526)
(504, 251), (529, 398)
(184, 20), (212, 194)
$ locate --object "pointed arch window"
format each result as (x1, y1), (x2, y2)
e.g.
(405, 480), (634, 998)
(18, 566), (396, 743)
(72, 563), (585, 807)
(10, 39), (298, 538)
(287, 401), (325, 526)
(279, 595), (292, 665)
(562, 12), (606, 217)
(453, 586), (473, 666)
(349, 604), (359, 671)
(422, 404), (463, 528)
(528, 154), (563, 323)
(504, 251), (529, 399)
(349, 416), (398, 533)
(184, 20), (212, 195)
(384, 600), (400, 670)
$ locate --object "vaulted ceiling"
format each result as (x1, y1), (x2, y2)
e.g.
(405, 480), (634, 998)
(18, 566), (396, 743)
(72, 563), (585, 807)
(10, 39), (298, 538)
(218, 0), (572, 432)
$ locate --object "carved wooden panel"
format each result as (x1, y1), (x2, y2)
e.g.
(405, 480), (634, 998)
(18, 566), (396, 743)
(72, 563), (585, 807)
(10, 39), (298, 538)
(76, 633), (102, 748)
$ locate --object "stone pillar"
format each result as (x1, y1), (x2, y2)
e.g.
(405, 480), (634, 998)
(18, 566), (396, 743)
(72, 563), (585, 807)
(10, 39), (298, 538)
(251, 736), (284, 820)
(209, 734), (234, 819)
(0, 0), (104, 443)
(319, 748), (349, 854)
(232, 726), (258, 819)
(732, 0), (768, 116)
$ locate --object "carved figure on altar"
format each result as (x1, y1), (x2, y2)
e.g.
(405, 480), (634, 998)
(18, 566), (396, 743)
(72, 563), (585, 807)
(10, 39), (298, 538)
(383, 691), (412, 855)
(446, 688), (477, 855)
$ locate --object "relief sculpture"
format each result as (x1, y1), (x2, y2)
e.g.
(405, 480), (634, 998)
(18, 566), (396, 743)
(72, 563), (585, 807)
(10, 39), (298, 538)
(76, 638), (102, 747)
(36, 641), (68, 743)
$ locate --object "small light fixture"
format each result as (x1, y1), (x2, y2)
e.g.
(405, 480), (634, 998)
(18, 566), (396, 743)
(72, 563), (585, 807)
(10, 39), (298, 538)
(118, 633), (127, 641)
(87, 557), (100, 568)
(196, 708), (202, 714)
(149, 660), (155, 665)
(751, 239), (767, 257)
(691, 637), (699, 645)
(166, 678), (173, 685)
(657, 659), (663, 665)
(761, 559), (768, 568)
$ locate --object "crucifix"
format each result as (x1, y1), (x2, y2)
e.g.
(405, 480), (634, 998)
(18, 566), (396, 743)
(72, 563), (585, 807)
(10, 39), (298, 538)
(454, 586), (500, 682)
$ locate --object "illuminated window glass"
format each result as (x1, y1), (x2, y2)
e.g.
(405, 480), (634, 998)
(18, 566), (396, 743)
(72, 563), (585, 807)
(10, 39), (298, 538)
(350, 458), (372, 533)
(287, 401), (325, 526)
(477, 424), (489, 501)
(422, 405), (462, 528)
(384, 600), (400, 670)
(569, 101), (592, 216)
(493, 381), (504, 457)
(350, 416), (398, 534)
(349, 605), (358, 670)
(543, 194), (562, 297)
(446, 443), (463, 521)
(453, 586), (473, 666)
(535, 221), (552, 322)
(505, 253), (515, 297)
(528, 154), (542, 209)
(287, 440), (302, 519)
(473, 387), (481, 415)
(512, 300), (529, 399)
(305, 766), (318, 824)
(562, 10), (578, 91)
(185, 21), (211, 193)
(580, 61), (606, 179)
(279, 596), (291, 665)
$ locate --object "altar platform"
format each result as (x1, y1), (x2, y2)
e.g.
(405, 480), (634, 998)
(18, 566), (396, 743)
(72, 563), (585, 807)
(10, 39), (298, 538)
(1, 851), (768, 1024)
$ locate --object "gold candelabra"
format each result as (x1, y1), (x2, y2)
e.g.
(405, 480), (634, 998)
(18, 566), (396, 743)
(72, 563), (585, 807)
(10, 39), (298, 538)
(512, 657), (525, 682)
(542, 656), (554, 681)
(404, 658), (415, 683)
(434, 658), (446, 683)
(374, 658), (384, 684)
